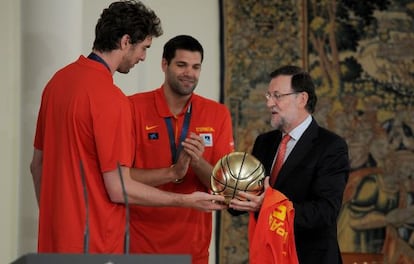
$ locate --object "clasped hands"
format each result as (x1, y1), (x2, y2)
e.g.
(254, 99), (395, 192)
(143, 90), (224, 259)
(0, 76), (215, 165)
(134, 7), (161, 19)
(171, 132), (205, 183)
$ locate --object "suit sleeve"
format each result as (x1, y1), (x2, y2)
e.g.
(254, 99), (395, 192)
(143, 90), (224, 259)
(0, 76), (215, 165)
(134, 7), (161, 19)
(293, 136), (349, 231)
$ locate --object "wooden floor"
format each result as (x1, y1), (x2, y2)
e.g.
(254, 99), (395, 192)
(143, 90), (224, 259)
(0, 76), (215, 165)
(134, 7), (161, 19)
(342, 252), (384, 264)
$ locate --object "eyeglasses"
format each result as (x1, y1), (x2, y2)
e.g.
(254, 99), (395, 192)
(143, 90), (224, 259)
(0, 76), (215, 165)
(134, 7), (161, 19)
(265, 91), (300, 101)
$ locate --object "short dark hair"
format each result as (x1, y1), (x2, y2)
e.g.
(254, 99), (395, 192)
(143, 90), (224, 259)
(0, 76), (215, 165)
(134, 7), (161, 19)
(93, 0), (163, 52)
(270, 65), (317, 113)
(162, 35), (204, 65)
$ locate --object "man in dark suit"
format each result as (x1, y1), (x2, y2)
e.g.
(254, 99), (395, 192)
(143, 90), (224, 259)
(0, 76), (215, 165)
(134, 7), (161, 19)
(229, 65), (350, 264)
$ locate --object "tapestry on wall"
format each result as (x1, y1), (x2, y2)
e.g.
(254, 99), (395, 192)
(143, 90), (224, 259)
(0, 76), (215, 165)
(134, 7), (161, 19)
(219, 0), (414, 263)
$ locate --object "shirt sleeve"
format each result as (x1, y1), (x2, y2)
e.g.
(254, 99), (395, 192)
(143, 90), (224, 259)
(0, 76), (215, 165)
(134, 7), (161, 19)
(91, 88), (134, 173)
(211, 104), (235, 164)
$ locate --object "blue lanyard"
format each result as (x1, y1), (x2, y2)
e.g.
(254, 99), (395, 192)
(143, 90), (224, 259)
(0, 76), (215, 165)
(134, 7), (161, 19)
(164, 104), (192, 164)
(87, 52), (111, 73)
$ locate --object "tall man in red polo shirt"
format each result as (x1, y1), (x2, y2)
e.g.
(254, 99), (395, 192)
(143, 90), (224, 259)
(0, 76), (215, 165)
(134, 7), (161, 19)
(30, 2), (226, 254)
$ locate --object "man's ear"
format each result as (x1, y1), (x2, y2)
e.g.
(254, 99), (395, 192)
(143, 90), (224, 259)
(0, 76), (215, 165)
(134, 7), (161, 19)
(299, 91), (309, 108)
(161, 58), (168, 72)
(119, 34), (131, 50)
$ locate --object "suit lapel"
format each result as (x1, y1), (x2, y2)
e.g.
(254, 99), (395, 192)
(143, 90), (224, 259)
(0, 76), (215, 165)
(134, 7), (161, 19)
(256, 130), (282, 176)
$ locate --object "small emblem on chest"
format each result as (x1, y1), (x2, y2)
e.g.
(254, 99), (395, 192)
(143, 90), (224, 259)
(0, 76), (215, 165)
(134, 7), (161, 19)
(200, 133), (213, 147)
(148, 132), (159, 140)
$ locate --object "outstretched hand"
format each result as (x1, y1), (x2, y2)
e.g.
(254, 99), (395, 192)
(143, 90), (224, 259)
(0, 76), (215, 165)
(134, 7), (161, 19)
(184, 191), (228, 212)
(228, 176), (270, 212)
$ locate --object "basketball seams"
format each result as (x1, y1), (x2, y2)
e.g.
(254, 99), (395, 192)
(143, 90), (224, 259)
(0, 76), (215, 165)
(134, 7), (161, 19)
(210, 152), (265, 201)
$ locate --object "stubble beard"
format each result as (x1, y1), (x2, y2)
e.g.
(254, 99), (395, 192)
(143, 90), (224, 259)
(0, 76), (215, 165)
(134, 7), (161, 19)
(271, 115), (285, 130)
(170, 79), (197, 96)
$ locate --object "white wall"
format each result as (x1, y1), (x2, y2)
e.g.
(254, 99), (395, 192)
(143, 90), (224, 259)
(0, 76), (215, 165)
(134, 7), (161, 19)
(1, 1), (220, 263)
(0, 0), (21, 262)
(19, 0), (85, 258)
(82, 0), (221, 98)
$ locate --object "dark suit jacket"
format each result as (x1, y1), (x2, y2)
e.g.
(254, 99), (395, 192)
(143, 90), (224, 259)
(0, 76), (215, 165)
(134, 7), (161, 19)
(245, 118), (349, 264)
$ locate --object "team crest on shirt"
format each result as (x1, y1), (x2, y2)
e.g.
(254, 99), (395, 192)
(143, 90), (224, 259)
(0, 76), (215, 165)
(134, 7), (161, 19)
(200, 133), (213, 147)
